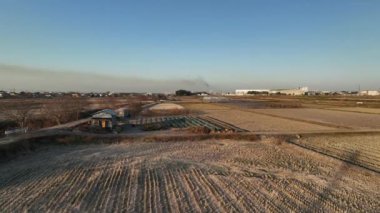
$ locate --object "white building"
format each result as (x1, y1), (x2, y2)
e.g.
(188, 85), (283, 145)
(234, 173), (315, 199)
(276, 87), (309, 96)
(235, 87), (308, 96)
(359, 90), (380, 96)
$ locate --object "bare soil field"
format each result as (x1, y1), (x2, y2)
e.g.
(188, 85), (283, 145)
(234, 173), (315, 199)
(179, 102), (231, 111)
(244, 96), (380, 108)
(130, 115), (246, 133)
(291, 134), (380, 173)
(149, 103), (184, 110)
(1, 139), (379, 212)
(201, 109), (336, 132)
(253, 108), (380, 129)
(326, 107), (380, 114)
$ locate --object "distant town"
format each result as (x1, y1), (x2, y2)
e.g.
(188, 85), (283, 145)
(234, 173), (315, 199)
(1, 86), (379, 99)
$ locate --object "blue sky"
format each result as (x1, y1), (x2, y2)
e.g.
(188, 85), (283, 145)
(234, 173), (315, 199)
(0, 0), (379, 92)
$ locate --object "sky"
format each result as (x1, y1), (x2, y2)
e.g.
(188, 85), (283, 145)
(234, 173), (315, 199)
(0, 0), (379, 92)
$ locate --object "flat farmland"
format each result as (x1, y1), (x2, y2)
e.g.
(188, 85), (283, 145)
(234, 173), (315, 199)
(180, 103), (231, 111)
(327, 107), (380, 114)
(291, 134), (380, 173)
(201, 109), (336, 132)
(0, 139), (379, 212)
(252, 108), (380, 129)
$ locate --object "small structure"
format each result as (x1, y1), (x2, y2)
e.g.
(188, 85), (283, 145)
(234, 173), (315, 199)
(4, 128), (28, 136)
(90, 109), (117, 129)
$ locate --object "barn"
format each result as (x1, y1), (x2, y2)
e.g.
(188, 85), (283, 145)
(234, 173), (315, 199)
(90, 109), (117, 129)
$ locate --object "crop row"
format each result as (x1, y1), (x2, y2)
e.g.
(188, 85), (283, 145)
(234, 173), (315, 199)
(130, 115), (247, 132)
(1, 164), (372, 212)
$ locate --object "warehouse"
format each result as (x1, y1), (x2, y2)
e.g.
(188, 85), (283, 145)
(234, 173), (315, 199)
(359, 90), (380, 96)
(235, 87), (308, 96)
(275, 87), (309, 96)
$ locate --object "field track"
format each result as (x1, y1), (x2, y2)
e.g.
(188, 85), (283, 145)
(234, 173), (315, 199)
(1, 140), (379, 212)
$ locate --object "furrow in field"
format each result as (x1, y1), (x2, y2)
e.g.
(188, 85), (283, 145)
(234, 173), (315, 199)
(176, 168), (205, 212)
(100, 162), (121, 211)
(167, 169), (192, 212)
(206, 174), (250, 212)
(194, 168), (243, 212)
(235, 176), (284, 212)
(160, 169), (177, 213)
(185, 168), (220, 212)
(126, 166), (139, 212)
(2, 167), (61, 211)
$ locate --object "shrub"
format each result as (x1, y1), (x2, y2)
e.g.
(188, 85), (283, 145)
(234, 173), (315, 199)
(188, 126), (211, 134)
(141, 123), (167, 131)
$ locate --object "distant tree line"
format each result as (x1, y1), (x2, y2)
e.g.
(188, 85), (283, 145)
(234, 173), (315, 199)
(247, 91), (269, 95)
(175, 90), (208, 96)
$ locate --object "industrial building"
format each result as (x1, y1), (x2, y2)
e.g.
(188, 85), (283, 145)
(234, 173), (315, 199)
(235, 87), (308, 96)
(276, 87), (309, 96)
(359, 90), (380, 96)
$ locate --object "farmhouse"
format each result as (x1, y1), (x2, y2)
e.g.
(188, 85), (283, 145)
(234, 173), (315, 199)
(90, 109), (117, 129)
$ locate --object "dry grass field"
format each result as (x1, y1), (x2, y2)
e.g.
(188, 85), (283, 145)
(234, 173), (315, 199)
(1, 139), (379, 212)
(198, 108), (336, 132)
(253, 108), (380, 129)
(245, 96), (380, 108)
(180, 103), (231, 111)
(326, 107), (380, 114)
(182, 100), (380, 132)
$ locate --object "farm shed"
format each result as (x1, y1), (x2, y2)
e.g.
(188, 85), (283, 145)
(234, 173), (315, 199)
(90, 109), (117, 129)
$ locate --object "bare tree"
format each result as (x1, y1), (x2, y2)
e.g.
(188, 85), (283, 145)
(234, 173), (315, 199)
(42, 98), (72, 125)
(0, 104), (35, 129)
(42, 98), (89, 125)
(128, 102), (143, 117)
(70, 98), (88, 120)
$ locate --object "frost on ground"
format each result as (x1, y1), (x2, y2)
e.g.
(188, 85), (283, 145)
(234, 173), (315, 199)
(0, 139), (379, 212)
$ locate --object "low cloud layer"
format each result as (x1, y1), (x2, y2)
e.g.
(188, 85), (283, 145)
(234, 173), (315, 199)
(0, 64), (211, 93)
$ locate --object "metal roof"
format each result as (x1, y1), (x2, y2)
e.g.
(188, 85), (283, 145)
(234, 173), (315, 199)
(92, 109), (117, 119)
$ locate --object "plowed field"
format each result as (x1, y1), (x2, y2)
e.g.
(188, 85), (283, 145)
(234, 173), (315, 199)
(1, 139), (379, 212)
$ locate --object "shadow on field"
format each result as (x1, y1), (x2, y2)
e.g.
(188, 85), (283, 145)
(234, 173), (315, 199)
(307, 151), (359, 212)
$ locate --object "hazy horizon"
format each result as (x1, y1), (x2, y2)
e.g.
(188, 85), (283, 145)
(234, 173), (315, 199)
(0, 63), (379, 93)
(1, 0), (379, 92)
